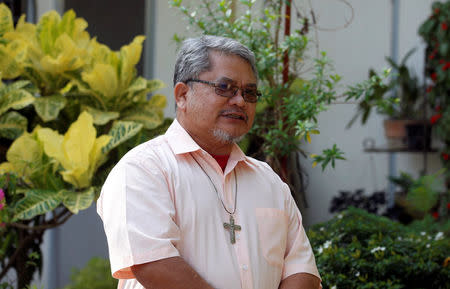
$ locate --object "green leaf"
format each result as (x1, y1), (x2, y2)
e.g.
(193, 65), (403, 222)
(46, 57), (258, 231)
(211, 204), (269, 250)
(0, 111), (27, 139)
(33, 95), (67, 122)
(0, 3), (14, 37)
(102, 121), (143, 154)
(0, 88), (34, 116)
(81, 106), (119, 125)
(62, 187), (95, 214)
(13, 189), (62, 221)
(122, 105), (164, 129)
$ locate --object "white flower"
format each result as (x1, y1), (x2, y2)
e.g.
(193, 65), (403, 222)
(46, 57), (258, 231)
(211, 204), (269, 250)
(397, 236), (402, 241)
(421, 231), (426, 236)
(355, 271), (360, 277)
(435, 232), (444, 241)
(320, 227), (325, 231)
(370, 246), (386, 254)
(331, 286), (337, 289)
(318, 246), (323, 254)
(426, 244), (430, 248)
(323, 240), (332, 249)
(337, 214), (343, 219)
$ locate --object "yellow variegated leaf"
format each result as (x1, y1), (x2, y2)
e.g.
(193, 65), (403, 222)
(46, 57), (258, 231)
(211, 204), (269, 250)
(5, 131), (42, 177)
(119, 36), (145, 90)
(0, 87), (34, 116)
(33, 95), (67, 122)
(36, 127), (64, 162)
(0, 3), (13, 37)
(88, 134), (111, 175)
(147, 79), (166, 92)
(0, 39), (27, 79)
(81, 106), (119, 125)
(62, 111), (96, 173)
(306, 132), (311, 144)
(102, 121), (143, 154)
(148, 94), (167, 109)
(122, 105), (164, 130)
(0, 162), (15, 174)
(82, 63), (118, 98)
(37, 10), (61, 55)
(13, 189), (62, 221)
(0, 111), (27, 139)
(40, 34), (87, 74)
(62, 187), (95, 214)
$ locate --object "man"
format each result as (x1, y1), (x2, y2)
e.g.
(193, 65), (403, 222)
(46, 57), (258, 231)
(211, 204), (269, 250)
(97, 35), (321, 289)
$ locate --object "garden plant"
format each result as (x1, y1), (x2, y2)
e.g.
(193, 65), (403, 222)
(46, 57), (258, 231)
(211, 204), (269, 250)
(0, 5), (167, 288)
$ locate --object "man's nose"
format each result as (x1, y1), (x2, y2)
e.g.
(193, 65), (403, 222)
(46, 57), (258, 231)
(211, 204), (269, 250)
(229, 89), (246, 106)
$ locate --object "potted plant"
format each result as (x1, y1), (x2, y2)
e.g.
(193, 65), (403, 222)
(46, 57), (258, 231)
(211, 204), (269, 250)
(0, 5), (167, 288)
(347, 49), (429, 149)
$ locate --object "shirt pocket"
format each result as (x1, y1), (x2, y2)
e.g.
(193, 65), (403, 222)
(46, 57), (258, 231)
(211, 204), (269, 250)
(255, 208), (288, 268)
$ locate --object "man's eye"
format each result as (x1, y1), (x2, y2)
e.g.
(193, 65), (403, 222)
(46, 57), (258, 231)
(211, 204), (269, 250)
(217, 83), (232, 90)
(244, 89), (257, 95)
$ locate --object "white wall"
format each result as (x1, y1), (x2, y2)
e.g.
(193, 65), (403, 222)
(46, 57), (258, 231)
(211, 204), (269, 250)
(152, 0), (442, 225)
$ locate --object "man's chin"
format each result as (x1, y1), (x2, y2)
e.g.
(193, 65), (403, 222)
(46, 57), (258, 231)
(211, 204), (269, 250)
(211, 128), (246, 144)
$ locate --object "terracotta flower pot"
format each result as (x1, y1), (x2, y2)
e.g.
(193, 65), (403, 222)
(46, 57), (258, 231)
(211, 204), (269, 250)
(383, 119), (419, 139)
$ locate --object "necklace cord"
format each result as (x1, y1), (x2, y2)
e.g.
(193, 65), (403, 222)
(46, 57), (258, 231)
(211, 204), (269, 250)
(191, 153), (237, 215)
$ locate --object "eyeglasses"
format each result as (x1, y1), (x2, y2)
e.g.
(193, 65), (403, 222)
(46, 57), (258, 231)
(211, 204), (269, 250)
(185, 79), (261, 103)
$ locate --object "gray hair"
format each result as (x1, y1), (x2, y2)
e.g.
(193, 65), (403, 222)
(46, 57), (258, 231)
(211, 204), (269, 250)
(173, 35), (257, 86)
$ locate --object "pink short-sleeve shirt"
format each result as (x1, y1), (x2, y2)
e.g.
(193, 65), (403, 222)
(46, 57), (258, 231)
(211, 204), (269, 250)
(97, 119), (321, 289)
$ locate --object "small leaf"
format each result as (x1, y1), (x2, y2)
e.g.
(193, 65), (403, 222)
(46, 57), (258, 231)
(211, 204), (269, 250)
(33, 95), (67, 122)
(102, 121), (143, 154)
(0, 87), (34, 116)
(0, 111), (27, 139)
(81, 106), (119, 125)
(62, 187), (95, 214)
(13, 189), (62, 221)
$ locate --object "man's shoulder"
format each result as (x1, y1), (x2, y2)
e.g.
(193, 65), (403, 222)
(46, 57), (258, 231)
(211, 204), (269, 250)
(244, 155), (278, 176)
(117, 134), (172, 166)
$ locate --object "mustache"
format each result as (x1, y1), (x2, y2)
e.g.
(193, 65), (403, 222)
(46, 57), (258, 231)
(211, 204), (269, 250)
(219, 108), (249, 122)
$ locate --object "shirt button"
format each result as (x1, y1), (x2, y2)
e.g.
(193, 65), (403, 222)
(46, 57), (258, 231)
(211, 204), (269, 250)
(242, 264), (248, 271)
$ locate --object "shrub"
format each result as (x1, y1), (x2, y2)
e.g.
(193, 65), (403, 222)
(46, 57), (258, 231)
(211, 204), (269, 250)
(61, 257), (117, 289)
(308, 207), (450, 288)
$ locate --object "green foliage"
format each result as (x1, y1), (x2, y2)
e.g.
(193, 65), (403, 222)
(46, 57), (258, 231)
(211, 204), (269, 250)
(419, 1), (450, 182)
(0, 5), (167, 288)
(308, 207), (450, 288)
(61, 257), (117, 289)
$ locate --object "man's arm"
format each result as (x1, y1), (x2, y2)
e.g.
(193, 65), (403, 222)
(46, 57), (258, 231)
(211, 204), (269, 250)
(131, 256), (214, 289)
(278, 273), (321, 289)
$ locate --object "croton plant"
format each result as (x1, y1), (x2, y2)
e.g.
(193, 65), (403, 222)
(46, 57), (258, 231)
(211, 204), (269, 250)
(0, 5), (167, 288)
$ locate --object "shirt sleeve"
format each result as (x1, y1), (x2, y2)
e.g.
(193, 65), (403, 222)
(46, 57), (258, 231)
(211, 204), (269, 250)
(97, 152), (180, 279)
(282, 183), (321, 282)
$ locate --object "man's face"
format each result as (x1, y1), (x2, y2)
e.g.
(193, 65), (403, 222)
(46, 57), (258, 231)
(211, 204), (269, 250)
(178, 51), (257, 148)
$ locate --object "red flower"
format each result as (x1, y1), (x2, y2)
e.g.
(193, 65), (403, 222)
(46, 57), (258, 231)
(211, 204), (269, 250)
(442, 22), (449, 31)
(439, 59), (445, 64)
(429, 51), (436, 60)
(431, 72), (437, 81)
(432, 211), (439, 219)
(435, 105), (441, 112)
(426, 86), (433, 93)
(442, 153), (450, 161)
(430, 113), (442, 124)
(443, 62), (450, 71)
(447, 203), (450, 210)
(434, 8), (440, 14)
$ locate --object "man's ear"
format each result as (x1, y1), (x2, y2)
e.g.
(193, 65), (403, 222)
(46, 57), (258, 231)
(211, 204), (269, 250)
(174, 82), (189, 111)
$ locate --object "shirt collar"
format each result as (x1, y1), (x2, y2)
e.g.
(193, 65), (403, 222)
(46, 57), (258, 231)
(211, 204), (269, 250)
(166, 119), (248, 164)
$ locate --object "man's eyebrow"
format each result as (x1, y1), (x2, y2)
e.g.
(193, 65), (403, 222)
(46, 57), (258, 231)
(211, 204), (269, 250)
(216, 77), (257, 87)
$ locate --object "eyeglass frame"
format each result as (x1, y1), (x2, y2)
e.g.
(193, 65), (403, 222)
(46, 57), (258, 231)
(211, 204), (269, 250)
(184, 79), (261, 103)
